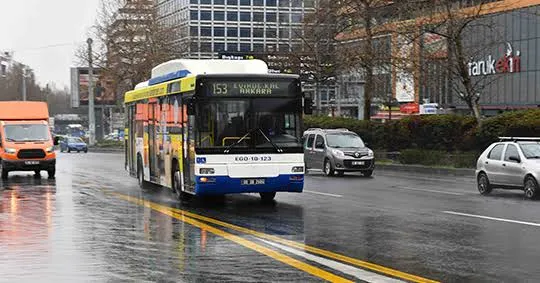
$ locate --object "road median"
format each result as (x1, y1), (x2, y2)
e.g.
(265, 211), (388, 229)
(376, 163), (475, 177)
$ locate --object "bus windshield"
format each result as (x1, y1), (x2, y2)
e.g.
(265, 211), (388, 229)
(196, 97), (302, 153)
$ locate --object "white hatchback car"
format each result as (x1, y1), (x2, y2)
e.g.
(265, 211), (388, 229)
(476, 137), (540, 199)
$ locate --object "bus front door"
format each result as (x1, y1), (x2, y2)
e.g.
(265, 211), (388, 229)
(182, 104), (196, 193)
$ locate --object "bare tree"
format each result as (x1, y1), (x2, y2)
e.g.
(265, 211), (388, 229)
(417, 0), (509, 125)
(76, 0), (187, 99)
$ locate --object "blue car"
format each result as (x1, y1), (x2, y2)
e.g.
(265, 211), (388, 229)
(60, 137), (88, 153)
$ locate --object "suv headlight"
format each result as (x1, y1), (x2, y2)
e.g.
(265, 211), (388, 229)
(331, 149), (344, 157)
(5, 148), (16, 154)
(46, 146), (55, 153)
(199, 168), (215, 174)
(368, 149), (374, 157)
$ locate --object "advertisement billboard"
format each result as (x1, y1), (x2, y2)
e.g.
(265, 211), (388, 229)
(70, 67), (116, 108)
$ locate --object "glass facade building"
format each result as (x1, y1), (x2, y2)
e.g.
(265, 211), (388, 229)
(155, 0), (316, 58)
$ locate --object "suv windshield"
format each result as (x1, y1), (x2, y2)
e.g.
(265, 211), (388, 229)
(4, 124), (49, 142)
(326, 133), (365, 148)
(519, 142), (540, 159)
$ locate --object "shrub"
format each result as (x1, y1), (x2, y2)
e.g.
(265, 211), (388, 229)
(398, 149), (447, 166)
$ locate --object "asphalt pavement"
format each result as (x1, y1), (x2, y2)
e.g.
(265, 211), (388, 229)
(1, 152), (540, 282)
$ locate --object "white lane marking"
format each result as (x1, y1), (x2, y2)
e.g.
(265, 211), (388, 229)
(443, 211), (540, 227)
(259, 239), (404, 283)
(304, 190), (343, 198)
(397, 186), (464, 196)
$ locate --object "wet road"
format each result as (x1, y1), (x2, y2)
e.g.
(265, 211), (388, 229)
(2, 152), (540, 282)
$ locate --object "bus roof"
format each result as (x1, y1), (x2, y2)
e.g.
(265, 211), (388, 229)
(125, 73), (300, 104)
(151, 59), (268, 78)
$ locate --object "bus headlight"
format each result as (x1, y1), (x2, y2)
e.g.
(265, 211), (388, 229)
(292, 166), (304, 173)
(46, 146), (54, 153)
(5, 148), (16, 154)
(199, 168), (215, 174)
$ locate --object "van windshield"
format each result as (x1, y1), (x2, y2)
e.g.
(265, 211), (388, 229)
(4, 124), (50, 142)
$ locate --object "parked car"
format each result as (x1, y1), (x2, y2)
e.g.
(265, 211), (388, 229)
(303, 128), (375, 177)
(476, 137), (540, 199)
(60, 136), (88, 153)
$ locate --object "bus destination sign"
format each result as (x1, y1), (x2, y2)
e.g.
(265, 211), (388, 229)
(205, 80), (297, 97)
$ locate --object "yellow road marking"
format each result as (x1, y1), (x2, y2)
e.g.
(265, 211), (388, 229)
(114, 193), (353, 283)
(112, 192), (439, 283)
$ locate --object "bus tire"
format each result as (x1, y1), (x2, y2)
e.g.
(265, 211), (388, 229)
(137, 156), (145, 189)
(172, 161), (191, 201)
(1, 163), (8, 180)
(260, 192), (276, 203)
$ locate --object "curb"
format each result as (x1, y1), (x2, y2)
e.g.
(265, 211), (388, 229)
(88, 147), (124, 153)
(376, 163), (475, 177)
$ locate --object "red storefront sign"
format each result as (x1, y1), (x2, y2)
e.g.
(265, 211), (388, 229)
(400, 103), (420, 114)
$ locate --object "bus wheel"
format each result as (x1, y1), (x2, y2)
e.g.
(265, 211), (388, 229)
(137, 157), (145, 189)
(47, 168), (55, 179)
(1, 163), (8, 180)
(173, 163), (191, 201)
(260, 192), (276, 203)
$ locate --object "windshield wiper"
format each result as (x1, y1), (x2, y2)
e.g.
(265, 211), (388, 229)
(257, 129), (283, 153)
(224, 127), (260, 153)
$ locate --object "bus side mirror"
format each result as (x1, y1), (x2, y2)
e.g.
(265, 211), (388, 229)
(304, 98), (313, 115)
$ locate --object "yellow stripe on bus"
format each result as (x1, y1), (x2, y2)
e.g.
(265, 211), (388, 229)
(112, 192), (439, 283)
(114, 193), (353, 283)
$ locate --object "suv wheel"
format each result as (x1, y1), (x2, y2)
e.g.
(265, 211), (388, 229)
(477, 172), (492, 195)
(324, 159), (335, 176)
(524, 176), (538, 200)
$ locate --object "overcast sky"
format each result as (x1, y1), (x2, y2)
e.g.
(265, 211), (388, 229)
(0, 0), (101, 89)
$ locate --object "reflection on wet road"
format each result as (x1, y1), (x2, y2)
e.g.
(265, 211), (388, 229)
(2, 152), (540, 282)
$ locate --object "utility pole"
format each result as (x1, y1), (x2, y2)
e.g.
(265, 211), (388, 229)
(22, 67), (27, 101)
(87, 38), (96, 146)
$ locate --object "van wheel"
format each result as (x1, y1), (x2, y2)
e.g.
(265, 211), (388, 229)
(47, 168), (55, 179)
(260, 192), (276, 203)
(172, 162), (191, 201)
(1, 163), (8, 180)
(323, 159), (334, 176)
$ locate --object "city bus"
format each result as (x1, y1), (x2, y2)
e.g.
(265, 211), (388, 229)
(124, 59), (312, 202)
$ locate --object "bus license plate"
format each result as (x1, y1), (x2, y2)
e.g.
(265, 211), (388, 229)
(241, 179), (265, 185)
(352, 161), (365, 165)
(25, 161), (39, 165)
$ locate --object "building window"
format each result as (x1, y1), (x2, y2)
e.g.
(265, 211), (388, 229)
(214, 27), (225, 37)
(201, 43), (212, 52)
(190, 0), (198, 3)
(240, 12), (251, 21)
(253, 43), (264, 52)
(214, 42), (225, 52)
(200, 0), (211, 4)
(201, 11), (212, 20)
(227, 0), (238, 4)
(266, 12), (276, 22)
(201, 27), (212, 36)
(266, 28), (276, 38)
(266, 0), (277, 5)
(190, 27), (198, 36)
(253, 0), (263, 5)
(291, 13), (302, 23)
(304, 0), (315, 7)
(291, 0), (301, 7)
(190, 10), (198, 20)
(279, 13), (289, 23)
(279, 0), (288, 7)
(214, 11), (225, 21)
(190, 42), (199, 52)
(227, 27), (238, 37)
(253, 28), (264, 37)
(279, 28), (289, 38)
(240, 27), (251, 37)
(240, 0), (250, 5)
(240, 43), (251, 51)
(214, 0), (225, 4)
(227, 11), (238, 21)
(227, 43), (238, 52)
(253, 12), (264, 22)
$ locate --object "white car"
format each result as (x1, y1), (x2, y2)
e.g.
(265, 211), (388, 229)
(476, 137), (540, 199)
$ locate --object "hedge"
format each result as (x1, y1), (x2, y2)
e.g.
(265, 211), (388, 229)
(304, 109), (540, 153)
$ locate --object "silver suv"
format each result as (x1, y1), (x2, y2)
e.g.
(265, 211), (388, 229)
(303, 128), (375, 177)
(476, 137), (540, 199)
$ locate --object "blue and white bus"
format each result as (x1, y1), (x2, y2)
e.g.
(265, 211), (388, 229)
(124, 59), (312, 202)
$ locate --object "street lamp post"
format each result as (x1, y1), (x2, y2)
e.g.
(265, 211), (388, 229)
(87, 38), (96, 146)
